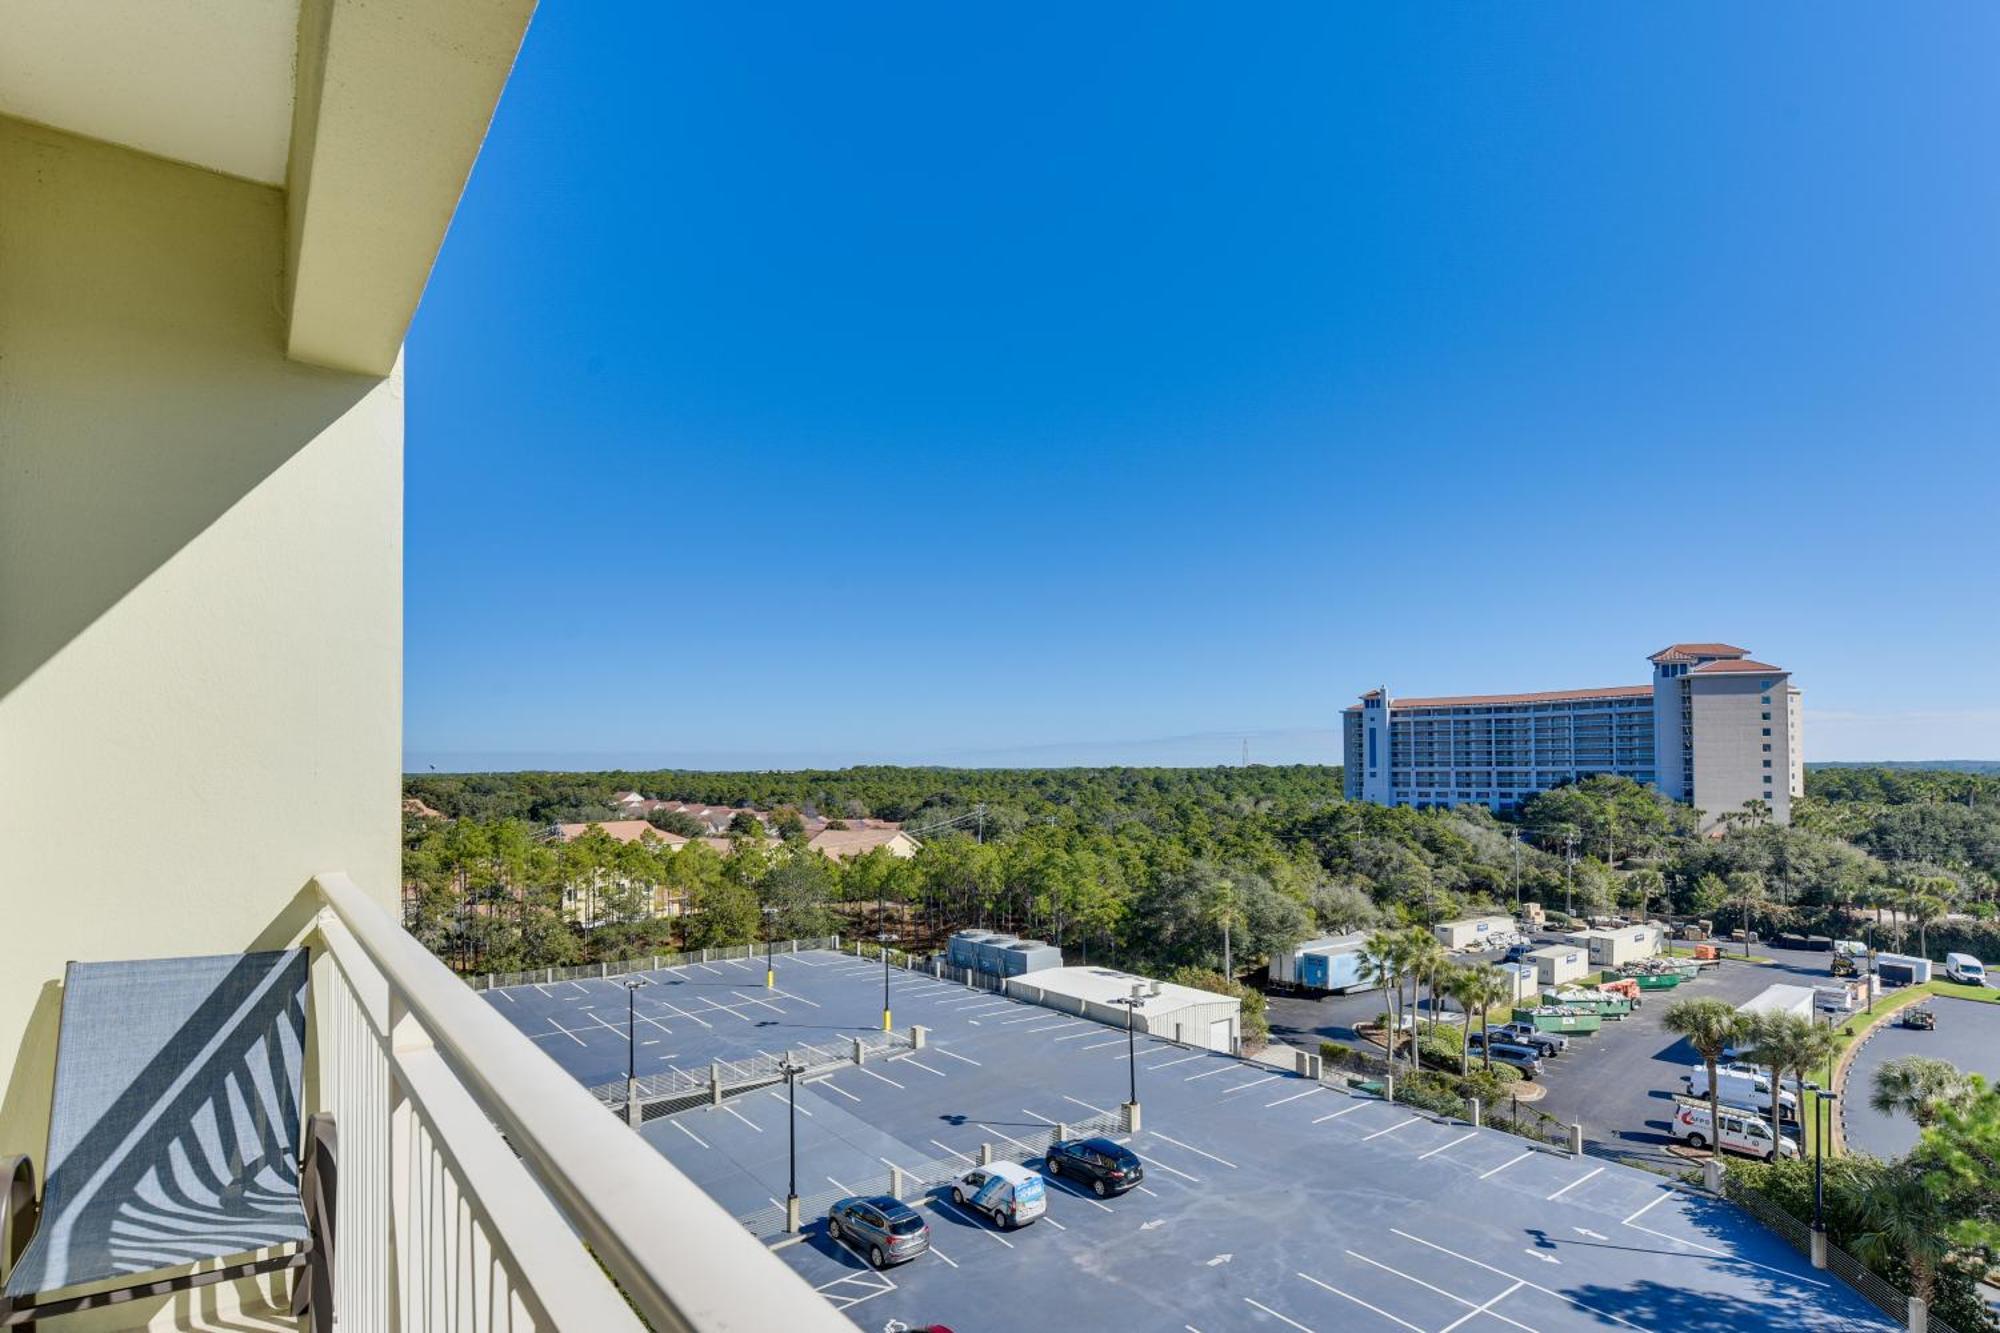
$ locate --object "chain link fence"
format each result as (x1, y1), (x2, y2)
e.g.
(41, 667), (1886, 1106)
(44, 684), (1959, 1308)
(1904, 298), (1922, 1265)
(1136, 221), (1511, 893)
(734, 1108), (1128, 1242)
(1721, 1180), (1959, 1333)
(469, 935), (843, 991)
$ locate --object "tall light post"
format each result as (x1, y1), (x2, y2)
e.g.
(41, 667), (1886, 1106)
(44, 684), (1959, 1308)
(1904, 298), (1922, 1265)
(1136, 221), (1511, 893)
(1110, 984), (1145, 1131)
(1804, 1079), (1837, 1265)
(763, 904), (779, 989)
(1511, 829), (1522, 910)
(1564, 830), (1578, 917)
(620, 976), (650, 1083)
(877, 889), (895, 1032)
(780, 1053), (805, 1233)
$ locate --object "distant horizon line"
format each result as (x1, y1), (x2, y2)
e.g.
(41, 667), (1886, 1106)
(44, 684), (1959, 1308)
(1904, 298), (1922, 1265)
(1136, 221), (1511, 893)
(403, 754), (1999, 776)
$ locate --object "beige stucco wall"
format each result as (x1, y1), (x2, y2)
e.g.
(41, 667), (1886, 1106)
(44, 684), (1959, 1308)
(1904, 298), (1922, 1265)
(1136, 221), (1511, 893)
(0, 116), (401, 1322)
(1689, 671), (1793, 829)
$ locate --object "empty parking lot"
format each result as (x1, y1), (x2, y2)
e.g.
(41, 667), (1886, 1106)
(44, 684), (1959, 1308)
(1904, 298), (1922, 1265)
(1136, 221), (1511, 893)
(487, 949), (1894, 1332)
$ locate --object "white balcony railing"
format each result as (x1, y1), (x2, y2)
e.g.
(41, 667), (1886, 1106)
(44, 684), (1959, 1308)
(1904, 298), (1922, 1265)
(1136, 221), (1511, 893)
(310, 872), (846, 1332)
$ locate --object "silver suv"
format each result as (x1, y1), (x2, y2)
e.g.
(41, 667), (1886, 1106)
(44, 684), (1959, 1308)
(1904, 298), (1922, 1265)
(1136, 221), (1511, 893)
(826, 1195), (930, 1268)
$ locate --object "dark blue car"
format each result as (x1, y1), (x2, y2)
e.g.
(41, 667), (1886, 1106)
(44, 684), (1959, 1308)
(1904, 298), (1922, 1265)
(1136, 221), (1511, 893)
(1045, 1136), (1144, 1197)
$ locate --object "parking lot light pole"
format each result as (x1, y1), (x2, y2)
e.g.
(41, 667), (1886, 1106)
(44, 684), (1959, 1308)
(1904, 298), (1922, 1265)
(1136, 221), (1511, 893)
(1111, 985), (1145, 1129)
(781, 1053), (805, 1233)
(620, 976), (650, 1082)
(763, 904), (779, 989)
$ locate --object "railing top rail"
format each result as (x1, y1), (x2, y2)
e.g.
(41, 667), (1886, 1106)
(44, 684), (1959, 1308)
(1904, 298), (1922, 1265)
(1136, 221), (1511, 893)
(314, 872), (844, 1332)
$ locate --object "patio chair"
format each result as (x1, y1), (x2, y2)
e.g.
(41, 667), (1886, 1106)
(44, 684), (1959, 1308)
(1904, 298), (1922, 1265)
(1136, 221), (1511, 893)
(0, 950), (333, 1328)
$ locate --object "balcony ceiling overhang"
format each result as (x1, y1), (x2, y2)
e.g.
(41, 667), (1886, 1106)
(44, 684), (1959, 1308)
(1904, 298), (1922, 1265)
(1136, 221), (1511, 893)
(0, 0), (536, 376)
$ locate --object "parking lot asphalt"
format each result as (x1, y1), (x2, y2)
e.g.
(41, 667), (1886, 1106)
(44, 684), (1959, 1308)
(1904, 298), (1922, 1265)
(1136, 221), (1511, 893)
(489, 949), (1895, 1332)
(1841, 994), (2000, 1159)
(1267, 939), (1860, 1169)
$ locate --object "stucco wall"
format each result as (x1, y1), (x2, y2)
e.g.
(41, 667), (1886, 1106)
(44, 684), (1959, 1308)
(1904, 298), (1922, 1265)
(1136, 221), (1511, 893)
(0, 111), (401, 1270)
(1689, 672), (1792, 829)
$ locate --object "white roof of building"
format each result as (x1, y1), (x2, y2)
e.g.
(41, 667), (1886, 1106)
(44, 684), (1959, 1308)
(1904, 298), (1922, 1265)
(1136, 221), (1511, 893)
(1017, 966), (1239, 1018)
(1294, 933), (1368, 954)
(1525, 944), (1584, 959)
(1737, 984), (1817, 1016)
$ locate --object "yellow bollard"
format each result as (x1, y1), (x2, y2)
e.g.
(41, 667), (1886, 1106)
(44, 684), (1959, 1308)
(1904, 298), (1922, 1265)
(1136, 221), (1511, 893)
(882, 1008), (893, 1032)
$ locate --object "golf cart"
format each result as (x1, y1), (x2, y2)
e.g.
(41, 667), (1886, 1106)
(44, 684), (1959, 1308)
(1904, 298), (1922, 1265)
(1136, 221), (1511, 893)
(1901, 1004), (1936, 1031)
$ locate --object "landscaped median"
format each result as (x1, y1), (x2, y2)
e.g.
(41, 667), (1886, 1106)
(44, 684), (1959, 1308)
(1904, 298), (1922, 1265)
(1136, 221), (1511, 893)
(1823, 978), (1999, 1155)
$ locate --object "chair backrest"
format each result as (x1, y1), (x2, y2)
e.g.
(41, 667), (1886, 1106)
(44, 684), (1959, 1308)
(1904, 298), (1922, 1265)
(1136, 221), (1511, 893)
(5, 949), (311, 1296)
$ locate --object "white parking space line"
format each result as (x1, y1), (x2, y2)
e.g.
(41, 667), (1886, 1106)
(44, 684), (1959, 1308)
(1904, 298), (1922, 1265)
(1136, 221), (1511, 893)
(534, 984), (557, 998)
(493, 989), (516, 1003)
(812, 1078), (862, 1103)
(1361, 1116), (1422, 1142)
(1293, 1272), (1421, 1332)
(669, 1120), (709, 1149)
(568, 982), (591, 996)
(896, 1056), (946, 1078)
(721, 1104), (762, 1133)
(1342, 1252), (1534, 1333)
(1000, 1013), (1052, 1025)
(1132, 1153), (1199, 1183)
(1220, 1075), (1281, 1096)
(1265, 1087), (1323, 1109)
(771, 988), (822, 1008)
(768, 1089), (813, 1116)
(1041, 1215), (1068, 1231)
(728, 990), (787, 1014)
(930, 1139), (976, 1163)
(1145, 1053), (1205, 1071)
(1054, 1029), (1106, 1042)
(1437, 1281), (1526, 1333)
(1079, 1037), (1126, 1051)
(1242, 1297), (1314, 1331)
(693, 963), (724, 975)
(583, 1012), (628, 1040)
(933, 1197), (1013, 1247)
(1022, 1109), (1057, 1125)
(1027, 1021), (1090, 1034)
(826, 1175), (852, 1193)
(1389, 1228), (1644, 1330)
(854, 1066), (906, 1090)
(721, 957), (754, 971)
(1417, 1132), (1476, 1160)
(544, 1019), (588, 1047)
(976, 1124), (1041, 1156)
(930, 1047), (982, 1067)
(1311, 1103), (1370, 1124)
(1478, 1150), (1533, 1179)
(1183, 1065), (1234, 1082)
(655, 1000), (714, 1029)
(1040, 1171), (1115, 1212)
(1621, 1191), (1671, 1226)
(928, 1243), (960, 1269)
(1149, 1132), (1237, 1168)
(1547, 1165), (1605, 1201)
(1062, 1094), (1112, 1116)
(634, 1012), (674, 1037)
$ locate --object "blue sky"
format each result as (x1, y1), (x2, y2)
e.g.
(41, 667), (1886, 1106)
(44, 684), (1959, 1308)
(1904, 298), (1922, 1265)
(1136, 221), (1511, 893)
(405, 4), (2000, 771)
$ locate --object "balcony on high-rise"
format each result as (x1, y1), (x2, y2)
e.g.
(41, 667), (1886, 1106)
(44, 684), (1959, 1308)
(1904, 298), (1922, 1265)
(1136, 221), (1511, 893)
(0, 6), (842, 1329)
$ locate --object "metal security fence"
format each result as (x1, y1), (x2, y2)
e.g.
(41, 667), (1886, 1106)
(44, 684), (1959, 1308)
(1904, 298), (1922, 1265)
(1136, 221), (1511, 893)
(1724, 1181), (1960, 1333)
(734, 1109), (1129, 1243)
(929, 960), (1006, 991)
(586, 1029), (917, 1122)
(470, 936), (843, 991)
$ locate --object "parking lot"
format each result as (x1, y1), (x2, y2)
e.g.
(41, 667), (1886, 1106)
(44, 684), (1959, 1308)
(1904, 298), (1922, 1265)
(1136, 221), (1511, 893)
(1269, 937), (1855, 1170)
(1842, 994), (2000, 1159)
(488, 949), (1894, 1331)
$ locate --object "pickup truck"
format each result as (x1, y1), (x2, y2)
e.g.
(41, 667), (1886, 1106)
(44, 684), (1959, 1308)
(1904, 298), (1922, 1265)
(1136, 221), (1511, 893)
(1488, 1022), (1568, 1056)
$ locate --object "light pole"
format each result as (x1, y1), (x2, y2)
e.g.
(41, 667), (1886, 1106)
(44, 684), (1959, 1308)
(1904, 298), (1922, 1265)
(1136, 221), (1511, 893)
(1511, 829), (1522, 910)
(1110, 984), (1145, 1131)
(620, 976), (650, 1083)
(780, 1053), (805, 1233)
(1804, 1079), (1837, 1262)
(877, 888), (895, 1032)
(1564, 830), (1578, 918)
(763, 904), (779, 989)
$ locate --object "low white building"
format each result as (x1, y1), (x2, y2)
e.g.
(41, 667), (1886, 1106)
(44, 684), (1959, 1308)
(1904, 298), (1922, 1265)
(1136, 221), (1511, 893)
(1562, 925), (1664, 968)
(1525, 944), (1590, 987)
(1435, 915), (1514, 951)
(1005, 966), (1242, 1053)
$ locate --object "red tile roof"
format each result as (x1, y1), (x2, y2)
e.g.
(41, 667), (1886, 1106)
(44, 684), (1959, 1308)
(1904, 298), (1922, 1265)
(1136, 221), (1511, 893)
(551, 820), (688, 846)
(1388, 684), (1654, 708)
(1648, 643), (1749, 663)
(1690, 658), (1784, 675)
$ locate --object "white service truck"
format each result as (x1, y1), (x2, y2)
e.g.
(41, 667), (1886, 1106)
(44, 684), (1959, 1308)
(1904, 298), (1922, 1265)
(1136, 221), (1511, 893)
(1671, 1099), (1799, 1160)
(1681, 1066), (1799, 1121)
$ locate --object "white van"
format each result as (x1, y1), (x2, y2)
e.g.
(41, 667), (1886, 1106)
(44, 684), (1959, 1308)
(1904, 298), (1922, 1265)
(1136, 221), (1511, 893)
(1672, 1100), (1799, 1161)
(1682, 1066), (1798, 1120)
(1945, 953), (1987, 986)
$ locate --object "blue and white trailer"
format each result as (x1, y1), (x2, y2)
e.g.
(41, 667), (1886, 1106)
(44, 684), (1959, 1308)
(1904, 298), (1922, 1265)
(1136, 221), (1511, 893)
(1270, 934), (1371, 993)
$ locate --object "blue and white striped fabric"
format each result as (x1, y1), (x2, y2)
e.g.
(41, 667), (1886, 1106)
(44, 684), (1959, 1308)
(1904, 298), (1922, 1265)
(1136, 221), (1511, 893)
(5, 950), (311, 1297)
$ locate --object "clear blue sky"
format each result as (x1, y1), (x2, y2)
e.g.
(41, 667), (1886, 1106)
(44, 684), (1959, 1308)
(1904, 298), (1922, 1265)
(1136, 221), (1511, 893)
(405, 4), (2000, 772)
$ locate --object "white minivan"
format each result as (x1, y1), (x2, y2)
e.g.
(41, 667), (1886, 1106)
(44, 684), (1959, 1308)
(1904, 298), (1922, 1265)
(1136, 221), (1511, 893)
(1945, 953), (1987, 986)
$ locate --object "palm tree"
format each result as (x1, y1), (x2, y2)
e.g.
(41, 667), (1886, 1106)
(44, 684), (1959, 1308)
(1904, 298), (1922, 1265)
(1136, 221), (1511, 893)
(1458, 963), (1513, 1077)
(1720, 871), (1770, 956)
(1664, 997), (1743, 1152)
(1906, 886), (1949, 960)
(1846, 1165), (1954, 1309)
(1741, 1011), (1839, 1139)
(1404, 929), (1450, 1062)
(1360, 930), (1404, 1063)
(1869, 1055), (1972, 1129)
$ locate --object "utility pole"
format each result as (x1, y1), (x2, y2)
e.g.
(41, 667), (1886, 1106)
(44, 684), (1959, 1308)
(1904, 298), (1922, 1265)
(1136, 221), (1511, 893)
(1511, 829), (1522, 910)
(1564, 830), (1578, 918)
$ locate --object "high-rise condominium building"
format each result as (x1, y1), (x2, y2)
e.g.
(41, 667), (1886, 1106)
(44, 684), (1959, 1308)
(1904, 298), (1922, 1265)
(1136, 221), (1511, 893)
(1342, 643), (1803, 828)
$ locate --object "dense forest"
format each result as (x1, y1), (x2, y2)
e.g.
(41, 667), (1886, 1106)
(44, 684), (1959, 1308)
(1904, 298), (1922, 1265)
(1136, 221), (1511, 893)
(403, 765), (2000, 983)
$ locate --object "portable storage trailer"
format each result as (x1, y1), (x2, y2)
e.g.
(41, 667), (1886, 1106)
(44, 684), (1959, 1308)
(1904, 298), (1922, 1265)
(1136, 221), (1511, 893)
(946, 929), (1004, 970)
(1434, 916), (1514, 951)
(1496, 962), (1539, 1003)
(998, 940), (1063, 977)
(1873, 953), (1931, 987)
(1526, 945), (1589, 987)
(1270, 933), (1370, 992)
(1563, 926), (1662, 969)
(1736, 983), (1817, 1022)
(972, 934), (1023, 974)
